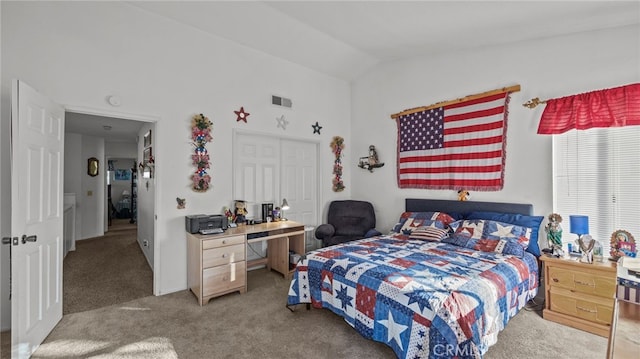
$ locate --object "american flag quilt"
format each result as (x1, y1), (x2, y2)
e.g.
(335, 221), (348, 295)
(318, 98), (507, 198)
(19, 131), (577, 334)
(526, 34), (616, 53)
(287, 235), (538, 359)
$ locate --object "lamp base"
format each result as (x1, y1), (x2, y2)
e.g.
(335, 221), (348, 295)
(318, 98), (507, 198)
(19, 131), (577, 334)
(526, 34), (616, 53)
(578, 236), (595, 264)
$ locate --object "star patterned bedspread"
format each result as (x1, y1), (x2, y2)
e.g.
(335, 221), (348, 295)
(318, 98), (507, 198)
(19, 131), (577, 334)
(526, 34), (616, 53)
(287, 235), (538, 359)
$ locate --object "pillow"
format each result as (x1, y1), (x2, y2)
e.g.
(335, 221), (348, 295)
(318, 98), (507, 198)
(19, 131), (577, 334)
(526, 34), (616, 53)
(400, 219), (445, 235)
(466, 211), (544, 256)
(449, 219), (532, 249)
(408, 226), (449, 242)
(442, 233), (525, 257)
(392, 211), (455, 233)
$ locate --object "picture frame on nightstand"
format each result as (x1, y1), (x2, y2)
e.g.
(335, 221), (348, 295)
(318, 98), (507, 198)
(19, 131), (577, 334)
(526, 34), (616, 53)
(609, 230), (636, 262)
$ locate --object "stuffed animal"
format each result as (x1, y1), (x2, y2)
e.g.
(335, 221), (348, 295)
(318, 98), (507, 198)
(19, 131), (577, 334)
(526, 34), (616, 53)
(457, 190), (470, 201)
(234, 200), (248, 223)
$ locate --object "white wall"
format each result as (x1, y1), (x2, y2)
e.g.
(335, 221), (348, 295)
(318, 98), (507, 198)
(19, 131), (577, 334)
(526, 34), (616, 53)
(64, 133), (106, 240)
(350, 25), (640, 252)
(0, 1), (351, 297)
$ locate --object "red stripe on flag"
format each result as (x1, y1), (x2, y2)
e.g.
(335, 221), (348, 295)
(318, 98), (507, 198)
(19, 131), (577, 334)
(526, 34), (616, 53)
(445, 135), (503, 148)
(399, 150), (503, 163)
(398, 178), (504, 187)
(445, 106), (505, 123)
(444, 120), (503, 135)
(399, 165), (502, 174)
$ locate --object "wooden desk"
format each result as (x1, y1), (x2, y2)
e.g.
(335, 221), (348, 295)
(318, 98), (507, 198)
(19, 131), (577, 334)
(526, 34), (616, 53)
(607, 300), (640, 358)
(186, 221), (305, 305)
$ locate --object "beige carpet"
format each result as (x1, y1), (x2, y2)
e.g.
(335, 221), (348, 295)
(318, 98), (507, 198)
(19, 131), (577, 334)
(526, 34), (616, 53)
(29, 268), (607, 359)
(1, 219), (152, 358)
(64, 218), (152, 315)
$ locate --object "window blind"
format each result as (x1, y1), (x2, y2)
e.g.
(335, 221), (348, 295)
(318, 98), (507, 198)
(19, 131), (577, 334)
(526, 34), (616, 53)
(553, 126), (640, 258)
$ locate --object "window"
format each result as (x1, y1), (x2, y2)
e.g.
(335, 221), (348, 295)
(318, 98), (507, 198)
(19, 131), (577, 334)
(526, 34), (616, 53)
(553, 126), (640, 257)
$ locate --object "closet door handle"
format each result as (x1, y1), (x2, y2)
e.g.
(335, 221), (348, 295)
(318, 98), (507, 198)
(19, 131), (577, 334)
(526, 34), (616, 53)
(21, 235), (37, 244)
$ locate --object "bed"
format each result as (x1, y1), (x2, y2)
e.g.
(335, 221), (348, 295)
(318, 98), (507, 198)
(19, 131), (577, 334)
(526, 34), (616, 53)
(287, 199), (541, 359)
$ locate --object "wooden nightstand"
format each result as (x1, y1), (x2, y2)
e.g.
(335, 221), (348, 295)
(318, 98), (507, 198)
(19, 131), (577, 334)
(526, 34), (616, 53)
(540, 255), (617, 337)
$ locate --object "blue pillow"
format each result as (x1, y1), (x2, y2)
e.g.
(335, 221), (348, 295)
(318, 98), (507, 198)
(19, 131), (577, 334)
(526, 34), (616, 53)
(442, 233), (525, 257)
(465, 211), (544, 256)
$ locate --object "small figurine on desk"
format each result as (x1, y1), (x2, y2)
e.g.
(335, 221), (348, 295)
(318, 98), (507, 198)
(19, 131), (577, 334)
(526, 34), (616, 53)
(234, 200), (248, 224)
(545, 213), (564, 257)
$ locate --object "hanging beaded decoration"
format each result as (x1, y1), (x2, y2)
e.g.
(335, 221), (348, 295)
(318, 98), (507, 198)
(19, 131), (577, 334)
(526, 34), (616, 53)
(330, 136), (345, 192)
(191, 113), (213, 192)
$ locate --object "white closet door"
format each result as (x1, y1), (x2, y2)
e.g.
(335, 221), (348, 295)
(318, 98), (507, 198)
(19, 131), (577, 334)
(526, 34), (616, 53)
(233, 133), (280, 215)
(281, 139), (318, 226)
(233, 132), (319, 228)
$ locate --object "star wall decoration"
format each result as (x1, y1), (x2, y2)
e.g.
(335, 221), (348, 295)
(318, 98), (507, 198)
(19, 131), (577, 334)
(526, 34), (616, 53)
(276, 115), (289, 130)
(234, 107), (250, 123)
(312, 121), (322, 134)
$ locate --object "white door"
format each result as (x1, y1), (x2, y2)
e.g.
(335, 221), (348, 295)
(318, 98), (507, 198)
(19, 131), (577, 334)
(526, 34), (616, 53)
(281, 140), (318, 226)
(233, 133), (280, 215)
(10, 80), (64, 358)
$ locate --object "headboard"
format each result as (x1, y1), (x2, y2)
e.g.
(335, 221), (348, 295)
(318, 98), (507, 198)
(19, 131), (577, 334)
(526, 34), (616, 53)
(405, 198), (533, 216)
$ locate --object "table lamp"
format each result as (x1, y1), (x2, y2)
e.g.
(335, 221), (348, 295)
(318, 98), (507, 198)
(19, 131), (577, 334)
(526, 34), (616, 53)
(569, 215), (589, 240)
(281, 198), (290, 221)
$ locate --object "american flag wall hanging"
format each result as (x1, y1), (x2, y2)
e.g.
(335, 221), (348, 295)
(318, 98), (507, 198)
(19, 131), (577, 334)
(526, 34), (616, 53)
(392, 86), (520, 191)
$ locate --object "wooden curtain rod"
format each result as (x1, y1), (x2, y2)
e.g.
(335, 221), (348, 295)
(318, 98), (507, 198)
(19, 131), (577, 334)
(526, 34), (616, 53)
(522, 97), (547, 109)
(390, 85), (521, 119)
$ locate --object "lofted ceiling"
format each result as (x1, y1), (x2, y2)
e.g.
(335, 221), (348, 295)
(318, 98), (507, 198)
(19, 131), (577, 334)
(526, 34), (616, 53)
(129, 1), (640, 82)
(67, 1), (639, 139)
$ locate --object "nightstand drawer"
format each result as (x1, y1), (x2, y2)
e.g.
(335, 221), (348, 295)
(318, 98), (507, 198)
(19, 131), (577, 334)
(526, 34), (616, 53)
(202, 235), (245, 250)
(550, 287), (613, 325)
(548, 266), (616, 298)
(202, 261), (247, 297)
(203, 244), (245, 268)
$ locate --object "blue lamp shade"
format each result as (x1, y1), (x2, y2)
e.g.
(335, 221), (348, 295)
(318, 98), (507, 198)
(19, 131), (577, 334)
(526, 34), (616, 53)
(569, 215), (589, 236)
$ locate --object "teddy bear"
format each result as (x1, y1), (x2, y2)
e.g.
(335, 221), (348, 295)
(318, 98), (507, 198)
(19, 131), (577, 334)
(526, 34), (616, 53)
(457, 190), (470, 201)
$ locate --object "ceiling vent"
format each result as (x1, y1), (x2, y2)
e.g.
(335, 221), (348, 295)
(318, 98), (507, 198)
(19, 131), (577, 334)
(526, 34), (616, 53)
(272, 95), (292, 108)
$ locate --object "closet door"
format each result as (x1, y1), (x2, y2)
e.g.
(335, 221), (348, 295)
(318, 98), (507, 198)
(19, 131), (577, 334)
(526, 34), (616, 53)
(233, 132), (319, 228)
(233, 133), (280, 214)
(281, 139), (318, 226)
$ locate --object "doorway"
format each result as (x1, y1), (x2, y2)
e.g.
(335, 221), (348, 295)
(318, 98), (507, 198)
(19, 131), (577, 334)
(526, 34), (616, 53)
(63, 109), (156, 313)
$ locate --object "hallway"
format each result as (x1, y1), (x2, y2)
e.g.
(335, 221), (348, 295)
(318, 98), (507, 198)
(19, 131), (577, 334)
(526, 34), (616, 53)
(63, 219), (152, 314)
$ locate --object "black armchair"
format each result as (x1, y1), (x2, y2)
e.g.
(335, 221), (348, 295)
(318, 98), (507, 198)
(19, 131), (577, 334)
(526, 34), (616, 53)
(315, 200), (381, 247)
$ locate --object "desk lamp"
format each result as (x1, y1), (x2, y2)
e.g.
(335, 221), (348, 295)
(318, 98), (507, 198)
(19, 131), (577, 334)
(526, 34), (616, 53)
(281, 198), (290, 221)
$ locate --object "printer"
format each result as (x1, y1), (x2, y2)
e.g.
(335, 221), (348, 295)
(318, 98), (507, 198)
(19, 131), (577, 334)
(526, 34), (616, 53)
(185, 214), (228, 234)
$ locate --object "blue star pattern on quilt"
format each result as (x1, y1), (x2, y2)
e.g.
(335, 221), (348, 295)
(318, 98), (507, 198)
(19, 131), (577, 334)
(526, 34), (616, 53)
(335, 285), (354, 310)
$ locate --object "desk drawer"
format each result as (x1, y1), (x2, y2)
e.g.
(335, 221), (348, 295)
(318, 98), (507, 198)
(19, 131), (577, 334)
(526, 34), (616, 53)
(548, 266), (615, 298)
(202, 261), (246, 297)
(203, 244), (245, 268)
(202, 235), (244, 250)
(550, 287), (613, 325)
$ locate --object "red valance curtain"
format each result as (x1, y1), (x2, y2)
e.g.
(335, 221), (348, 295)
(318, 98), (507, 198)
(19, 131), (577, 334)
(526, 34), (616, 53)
(537, 83), (640, 134)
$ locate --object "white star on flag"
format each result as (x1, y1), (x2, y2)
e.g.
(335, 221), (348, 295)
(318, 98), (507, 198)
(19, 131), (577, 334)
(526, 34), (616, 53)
(491, 223), (514, 237)
(379, 311), (408, 350)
